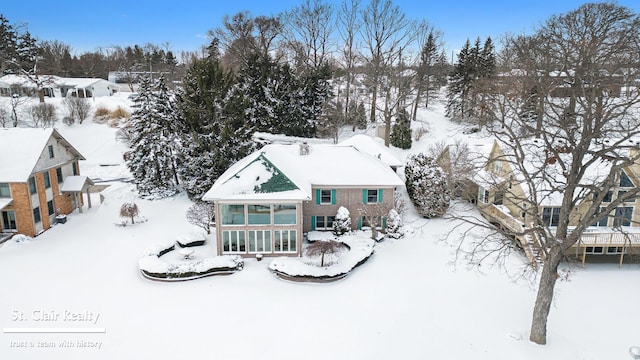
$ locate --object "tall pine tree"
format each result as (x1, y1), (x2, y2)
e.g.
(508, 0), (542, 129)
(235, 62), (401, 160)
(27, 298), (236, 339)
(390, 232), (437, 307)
(126, 75), (181, 198)
(390, 109), (412, 149)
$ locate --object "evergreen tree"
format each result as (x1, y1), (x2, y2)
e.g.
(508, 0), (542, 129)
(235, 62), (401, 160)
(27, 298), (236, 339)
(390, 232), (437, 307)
(386, 208), (404, 239)
(0, 15), (17, 75)
(175, 53), (252, 199)
(390, 109), (412, 149)
(236, 53), (318, 138)
(405, 153), (450, 218)
(446, 39), (473, 120)
(126, 75), (180, 198)
(332, 206), (352, 236)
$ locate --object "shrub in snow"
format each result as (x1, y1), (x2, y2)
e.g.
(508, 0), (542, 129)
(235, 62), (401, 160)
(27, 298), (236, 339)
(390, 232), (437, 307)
(390, 109), (412, 149)
(405, 153), (451, 218)
(332, 206), (352, 236)
(120, 201), (140, 224)
(386, 209), (404, 239)
(12, 234), (33, 243)
(176, 230), (207, 248)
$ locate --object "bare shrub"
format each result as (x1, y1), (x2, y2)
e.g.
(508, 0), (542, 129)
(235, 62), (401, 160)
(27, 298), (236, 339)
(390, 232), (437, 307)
(120, 202), (139, 224)
(413, 124), (429, 141)
(0, 105), (10, 127)
(186, 202), (215, 234)
(112, 106), (130, 119)
(65, 97), (92, 124)
(29, 103), (57, 128)
(94, 106), (111, 117)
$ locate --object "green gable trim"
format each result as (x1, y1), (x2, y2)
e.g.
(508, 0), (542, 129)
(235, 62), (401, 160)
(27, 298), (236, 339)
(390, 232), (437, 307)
(222, 154), (299, 194)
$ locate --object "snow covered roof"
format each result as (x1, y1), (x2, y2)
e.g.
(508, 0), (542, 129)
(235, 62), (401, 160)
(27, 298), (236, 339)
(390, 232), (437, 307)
(202, 143), (404, 202)
(475, 137), (640, 206)
(0, 75), (114, 89)
(0, 198), (13, 210)
(59, 176), (94, 193)
(0, 128), (85, 182)
(338, 134), (403, 168)
(252, 132), (332, 146)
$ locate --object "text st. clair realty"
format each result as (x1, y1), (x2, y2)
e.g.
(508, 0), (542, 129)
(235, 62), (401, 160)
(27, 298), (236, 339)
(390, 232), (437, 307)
(12, 310), (101, 324)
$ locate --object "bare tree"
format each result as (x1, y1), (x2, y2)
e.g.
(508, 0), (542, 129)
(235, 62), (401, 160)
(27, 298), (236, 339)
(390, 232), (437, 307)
(358, 201), (392, 239)
(120, 202), (139, 225)
(305, 240), (345, 267)
(0, 105), (9, 127)
(284, 0), (335, 74)
(360, 0), (416, 145)
(337, 0), (362, 121)
(454, 3), (640, 345)
(186, 202), (215, 235)
(8, 94), (27, 127)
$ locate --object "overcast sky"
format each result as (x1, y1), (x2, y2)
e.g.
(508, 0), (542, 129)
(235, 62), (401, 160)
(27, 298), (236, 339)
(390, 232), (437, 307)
(3, 0), (639, 57)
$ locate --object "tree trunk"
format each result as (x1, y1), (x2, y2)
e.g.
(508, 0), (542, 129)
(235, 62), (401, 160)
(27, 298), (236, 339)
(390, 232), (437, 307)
(370, 85), (377, 123)
(412, 86), (422, 121)
(384, 88), (391, 147)
(529, 244), (563, 345)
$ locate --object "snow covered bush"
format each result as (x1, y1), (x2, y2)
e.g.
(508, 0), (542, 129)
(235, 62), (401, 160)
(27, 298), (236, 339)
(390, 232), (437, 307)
(305, 240), (347, 267)
(332, 206), (352, 236)
(386, 209), (404, 239)
(405, 153), (451, 218)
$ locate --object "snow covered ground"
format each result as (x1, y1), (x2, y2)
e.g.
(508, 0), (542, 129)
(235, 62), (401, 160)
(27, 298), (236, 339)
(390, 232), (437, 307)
(1, 94), (639, 359)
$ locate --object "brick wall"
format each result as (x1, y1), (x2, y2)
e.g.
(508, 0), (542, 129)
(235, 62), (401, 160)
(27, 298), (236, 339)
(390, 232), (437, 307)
(8, 183), (35, 237)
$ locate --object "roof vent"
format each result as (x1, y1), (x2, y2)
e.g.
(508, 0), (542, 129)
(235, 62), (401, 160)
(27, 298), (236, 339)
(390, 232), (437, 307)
(299, 142), (309, 156)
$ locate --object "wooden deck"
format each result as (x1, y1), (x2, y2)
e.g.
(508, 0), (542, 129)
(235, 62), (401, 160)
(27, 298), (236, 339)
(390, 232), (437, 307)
(481, 204), (640, 268)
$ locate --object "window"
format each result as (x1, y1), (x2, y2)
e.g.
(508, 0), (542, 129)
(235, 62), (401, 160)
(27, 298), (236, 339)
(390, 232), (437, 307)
(620, 170), (635, 188)
(274, 230), (297, 252)
(47, 200), (55, 216)
(220, 204), (245, 225)
(541, 207), (561, 227)
(494, 161), (503, 173)
(493, 191), (504, 206)
(222, 230), (246, 252)
(585, 246), (604, 255)
(367, 189), (379, 203)
(248, 230), (271, 253)
(1, 211), (16, 231)
(273, 204), (296, 224)
(48, 145), (54, 159)
(56, 167), (63, 183)
(72, 162), (78, 176)
(613, 206), (633, 227)
(314, 215), (336, 230)
(606, 246), (626, 255)
(33, 207), (41, 223)
(319, 189), (333, 205)
(28, 177), (37, 195)
(591, 207), (609, 227)
(363, 189), (383, 204)
(247, 204), (271, 225)
(44, 172), (51, 189)
(478, 187), (489, 204)
(0, 183), (9, 198)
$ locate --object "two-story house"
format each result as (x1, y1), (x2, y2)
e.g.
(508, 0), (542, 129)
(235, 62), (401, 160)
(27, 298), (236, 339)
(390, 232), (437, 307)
(202, 143), (404, 257)
(439, 139), (640, 266)
(0, 128), (86, 240)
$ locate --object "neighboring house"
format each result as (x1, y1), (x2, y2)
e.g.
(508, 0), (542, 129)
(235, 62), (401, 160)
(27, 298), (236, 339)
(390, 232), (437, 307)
(440, 139), (640, 266)
(202, 143), (404, 257)
(0, 74), (119, 98)
(0, 128), (87, 241)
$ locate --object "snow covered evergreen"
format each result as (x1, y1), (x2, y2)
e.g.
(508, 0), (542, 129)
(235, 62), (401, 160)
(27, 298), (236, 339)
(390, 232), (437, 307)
(390, 109), (412, 149)
(385, 208), (404, 239)
(405, 153), (451, 218)
(333, 206), (352, 236)
(125, 75), (180, 198)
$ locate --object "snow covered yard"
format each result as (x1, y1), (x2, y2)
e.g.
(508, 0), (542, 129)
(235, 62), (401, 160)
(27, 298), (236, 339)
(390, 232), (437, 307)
(0, 102), (639, 359)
